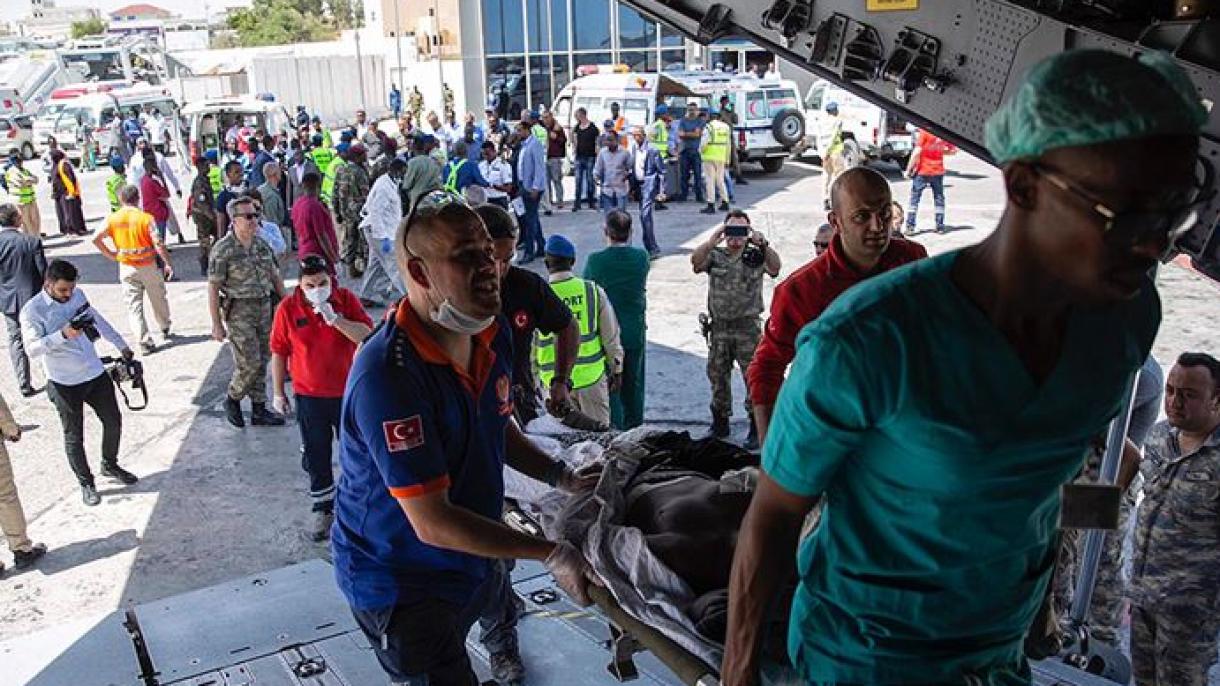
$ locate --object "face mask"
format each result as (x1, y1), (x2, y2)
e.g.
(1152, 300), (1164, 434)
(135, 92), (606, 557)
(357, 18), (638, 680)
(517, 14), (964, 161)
(421, 264), (493, 335)
(304, 283), (331, 305)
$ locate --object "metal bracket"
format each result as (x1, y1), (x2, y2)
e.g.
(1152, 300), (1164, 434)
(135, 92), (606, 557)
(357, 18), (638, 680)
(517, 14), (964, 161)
(697, 4), (737, 43)
(528, 588), (560, 605)
(762, 0), (814, 45)
(605, 622), (642, 682)
(292, 656), (328, 678)
(841, 22), (886, 82)
(881, 27), (947, 103)
(123, 609), (161, 686)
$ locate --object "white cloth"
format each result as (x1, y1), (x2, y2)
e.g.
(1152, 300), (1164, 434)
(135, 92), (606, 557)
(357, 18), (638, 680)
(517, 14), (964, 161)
(126, 152), (181, 193)
(20, 289), (128, 386)
(359, 174), (402, 242)
(478, 158), (512, 200)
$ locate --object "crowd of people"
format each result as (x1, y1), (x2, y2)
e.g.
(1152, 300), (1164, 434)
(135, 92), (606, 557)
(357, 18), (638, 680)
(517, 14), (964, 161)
(0, 49), (1217, 686)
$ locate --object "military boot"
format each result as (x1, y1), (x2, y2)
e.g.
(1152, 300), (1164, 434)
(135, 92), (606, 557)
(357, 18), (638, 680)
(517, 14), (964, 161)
(743, 413), (760, 452)
(224, 395), (245, 428)
(708, 414), (730, 439)
(251, 403), (286, 426)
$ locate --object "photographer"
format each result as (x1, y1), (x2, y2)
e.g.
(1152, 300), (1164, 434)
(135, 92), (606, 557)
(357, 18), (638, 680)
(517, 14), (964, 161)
(690, 210), (780, 449)
(20, 259), (138, 507)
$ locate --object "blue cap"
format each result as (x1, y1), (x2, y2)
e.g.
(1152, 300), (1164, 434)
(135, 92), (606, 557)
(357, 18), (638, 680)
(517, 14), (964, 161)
(654, 104), (668, 116)
(109, 155), (125, 170)
(335, 142), (351, 154)
(311, 115), (321, 123)
(311, 134), (323, 146)
(340, 130), (355, 142)
(825, 101), (839, 113)
(544, 234), (576, 259)
(203, 149), (219, 162)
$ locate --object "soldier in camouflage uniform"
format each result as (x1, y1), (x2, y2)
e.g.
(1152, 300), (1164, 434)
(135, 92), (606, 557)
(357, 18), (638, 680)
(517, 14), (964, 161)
(1127, 352), (1220, 686)
(190, 155), (218, 275)
(331, 144), (371, 279)
(442, 83), (455, 122)
(408, 86), (424, 126)
(690, 210), (780, 450)
(208, 195), (286, 429)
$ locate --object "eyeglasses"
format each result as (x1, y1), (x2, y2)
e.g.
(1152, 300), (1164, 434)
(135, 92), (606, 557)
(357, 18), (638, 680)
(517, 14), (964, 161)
(814, 241), (830, 250)
(1034, 158), (1215, 255)
(402, 188), (471, 256)
(233, 211), (261, 220)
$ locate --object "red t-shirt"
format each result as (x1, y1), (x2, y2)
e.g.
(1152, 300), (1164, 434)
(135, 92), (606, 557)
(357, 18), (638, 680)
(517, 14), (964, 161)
(290, 195), (340, 272)
(912, 130), (955, 177)
(746, 235), (928, 408)
(140, 174), (170, 223)
(270, 286), (373, 398)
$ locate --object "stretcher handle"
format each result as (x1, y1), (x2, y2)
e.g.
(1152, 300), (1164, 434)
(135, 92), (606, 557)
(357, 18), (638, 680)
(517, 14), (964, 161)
(588, 584), (721, 686)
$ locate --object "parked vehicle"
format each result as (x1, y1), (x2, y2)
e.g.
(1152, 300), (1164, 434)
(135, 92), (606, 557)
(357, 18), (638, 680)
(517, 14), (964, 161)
(36, 85), (177, 160)
(0, 58), (67, 117)
(551, 69), (706, 134)
(181, 97), (293, 161)
(0, 114), (35, 159)
(801, 79), (912, 168)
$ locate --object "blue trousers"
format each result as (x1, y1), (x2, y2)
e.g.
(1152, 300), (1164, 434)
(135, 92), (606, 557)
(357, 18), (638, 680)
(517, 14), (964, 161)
(907, 174), (945, 229)
(520, 191), (545, 256)
(639, 175), (661, 253)
(573, 156), (596, 207)
(295, 394), (340, 512)
(599, 192), (628, 217)
(678, 148), (704, 202)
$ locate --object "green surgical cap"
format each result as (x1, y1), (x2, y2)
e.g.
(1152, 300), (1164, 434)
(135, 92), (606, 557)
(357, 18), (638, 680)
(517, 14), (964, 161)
(984, 50), (1208, 164)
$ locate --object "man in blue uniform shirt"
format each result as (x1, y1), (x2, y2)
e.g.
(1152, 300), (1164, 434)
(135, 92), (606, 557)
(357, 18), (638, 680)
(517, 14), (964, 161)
(721, 50), (1209, 685)
(331, 190), (599, 685)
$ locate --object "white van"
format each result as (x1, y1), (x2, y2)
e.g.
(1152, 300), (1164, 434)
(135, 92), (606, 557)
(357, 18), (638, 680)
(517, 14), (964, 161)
(551, 70), (707, 138)
(37, 85), (178, 159)
(0, 58), (67, 117)
(181, 97), (293, 161)
(802, 79), (912, 168)
(667, 71), (804, 173)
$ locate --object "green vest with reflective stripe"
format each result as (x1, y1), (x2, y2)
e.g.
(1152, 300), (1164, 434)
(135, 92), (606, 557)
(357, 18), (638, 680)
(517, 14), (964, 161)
(704, 120), (731, 164)
(443, 158), (466, 193)
(208, 166), (222, 194)
(648, 119), (669, 159)
(537, 277), (606, 390)
(5, 167), (35, 205)
(532, 123), (548, 146)
(322, 157), (344, 205)
(106, 173), (125, 211)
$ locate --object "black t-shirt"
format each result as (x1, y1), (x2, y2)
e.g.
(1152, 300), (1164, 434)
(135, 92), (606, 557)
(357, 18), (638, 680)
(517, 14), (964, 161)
(573, 122), (601, 158)
(500, 266), (573, 388)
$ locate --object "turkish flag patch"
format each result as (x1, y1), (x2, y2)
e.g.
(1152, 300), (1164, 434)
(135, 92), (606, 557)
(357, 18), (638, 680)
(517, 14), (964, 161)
(383, 416), (424, 452)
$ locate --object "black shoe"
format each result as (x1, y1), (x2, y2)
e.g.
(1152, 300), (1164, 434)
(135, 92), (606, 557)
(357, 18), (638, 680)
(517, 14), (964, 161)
(251, 403), (286, 426)
(648, 249), (661, 261)
(656, 203), (668, 211)
(571, 204), (580, 212)
(81, 484), (101, 506)
(718, 201), (730, 211)
(224, 395), (245, 428)
(20, 385), (38, 398)
(543, 209), (553, 216)
(700, 204), (716, 215)
(13, 543), (47, 569)
(737, 177), (749, 185)
(708, 415), (730, 439)
(100, 465), (139, 485)
(489, 646), (526, 685)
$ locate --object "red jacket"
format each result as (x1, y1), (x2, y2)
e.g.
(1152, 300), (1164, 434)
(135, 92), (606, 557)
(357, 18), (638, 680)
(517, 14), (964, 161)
(270, 285), (372, 398)
(746, 234), (928, 408)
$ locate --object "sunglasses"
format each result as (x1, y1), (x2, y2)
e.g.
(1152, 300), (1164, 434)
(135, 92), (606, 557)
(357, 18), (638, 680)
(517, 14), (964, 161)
(233, 211), (261, 220)
(300, 255), (330, 272)
(1034, 158), (1214, 256)
(814, 241), (830, 249)
(401, 188), (471, 256)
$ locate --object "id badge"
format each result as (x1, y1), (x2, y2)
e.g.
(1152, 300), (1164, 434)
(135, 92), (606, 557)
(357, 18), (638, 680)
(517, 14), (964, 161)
(1059, 483), (1122, 530)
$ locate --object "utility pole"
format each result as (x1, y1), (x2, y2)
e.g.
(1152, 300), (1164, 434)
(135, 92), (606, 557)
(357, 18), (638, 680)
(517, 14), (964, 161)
(432, 1), (443, 106)
(355, 28), (367, 114)
(393, 0), (403, 87)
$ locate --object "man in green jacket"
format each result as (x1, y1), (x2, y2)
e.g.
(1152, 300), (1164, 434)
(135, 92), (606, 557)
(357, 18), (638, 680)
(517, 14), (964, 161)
(583, 209), (649, 429)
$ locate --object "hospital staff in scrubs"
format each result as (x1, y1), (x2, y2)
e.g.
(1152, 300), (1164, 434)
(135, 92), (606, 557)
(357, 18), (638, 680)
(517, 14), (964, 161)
(721, 49), (1209, 686)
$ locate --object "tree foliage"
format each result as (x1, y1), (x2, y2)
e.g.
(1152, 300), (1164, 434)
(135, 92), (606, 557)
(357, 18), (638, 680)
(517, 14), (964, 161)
(70, 18), (108, 39)
(226, 0), (337, 47)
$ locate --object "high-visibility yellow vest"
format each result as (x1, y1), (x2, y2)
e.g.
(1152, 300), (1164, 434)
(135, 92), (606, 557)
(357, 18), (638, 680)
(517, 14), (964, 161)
(106, 173), (125, 211)
(826, 118), (845, 157)
(443, 158), (466, 193)
(648, 119), (669, 159)
(532, 123), (548, 146)
(310, 147), (335, 174)
(207, 166), (222, 194)
(703, 120), (731, 164)
(5, 167), (35, 205)
(322, 157), (345, 205)
(537, 277), (607, 390)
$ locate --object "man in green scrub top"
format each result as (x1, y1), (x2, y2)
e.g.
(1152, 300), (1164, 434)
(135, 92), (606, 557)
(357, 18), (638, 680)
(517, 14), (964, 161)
(721, 50), (1210, 686)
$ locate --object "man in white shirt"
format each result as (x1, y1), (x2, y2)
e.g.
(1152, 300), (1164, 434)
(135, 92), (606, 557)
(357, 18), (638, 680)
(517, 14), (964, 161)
(478, 141), (514, 210)
(357, 157), (407, 306)
(126, 138), (182, 197)
(20, 259), (137, 507)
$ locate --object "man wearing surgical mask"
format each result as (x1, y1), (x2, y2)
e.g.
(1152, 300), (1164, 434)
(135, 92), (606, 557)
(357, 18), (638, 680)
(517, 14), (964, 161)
(270, 254), (373, 541)
(331, 190), (603, 686)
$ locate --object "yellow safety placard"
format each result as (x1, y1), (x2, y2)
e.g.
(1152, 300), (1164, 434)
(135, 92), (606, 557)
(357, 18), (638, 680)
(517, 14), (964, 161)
(867, 0), (919, 10)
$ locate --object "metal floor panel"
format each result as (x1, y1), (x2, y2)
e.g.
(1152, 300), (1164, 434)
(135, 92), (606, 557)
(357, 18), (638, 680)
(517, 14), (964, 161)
(1032, 659), (1122, 686)
(137, 559), (357, 684)
(3, 610), (144, 686)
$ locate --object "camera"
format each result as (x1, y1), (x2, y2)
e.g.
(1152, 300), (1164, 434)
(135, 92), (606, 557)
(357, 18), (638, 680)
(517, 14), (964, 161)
(69, 305), (100, 342)
(101, 356), (148, 411)
(741, 244), (765, 269)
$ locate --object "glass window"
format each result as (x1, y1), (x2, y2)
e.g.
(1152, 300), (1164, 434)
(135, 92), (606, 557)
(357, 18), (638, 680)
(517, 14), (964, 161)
(661, 49), (686, 72)
(526, 0), (548, 52)
(573, 52), (613, 74)
(661, 25), (683, 47)
(573, 0), (611, 50)
(620, 97), (650, 128)
(486, 56), (527, 120)
(805, 83), (824, 109)
(617, 5), (656, 50)
(619, 50), (649, 74)
(483, 0), (525, 55)
(549, 0), (568, 51)
(766, 88), (800, 113)
(528, 55), (553, 110)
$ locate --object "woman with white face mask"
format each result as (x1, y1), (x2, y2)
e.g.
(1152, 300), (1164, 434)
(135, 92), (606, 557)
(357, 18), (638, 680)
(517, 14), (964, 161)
(269, 254), (373, 541)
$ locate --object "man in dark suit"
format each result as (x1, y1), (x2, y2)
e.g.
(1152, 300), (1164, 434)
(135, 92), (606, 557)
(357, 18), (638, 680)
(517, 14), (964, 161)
(631, 125), (667, 258)
(0, 203), (46, 396)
